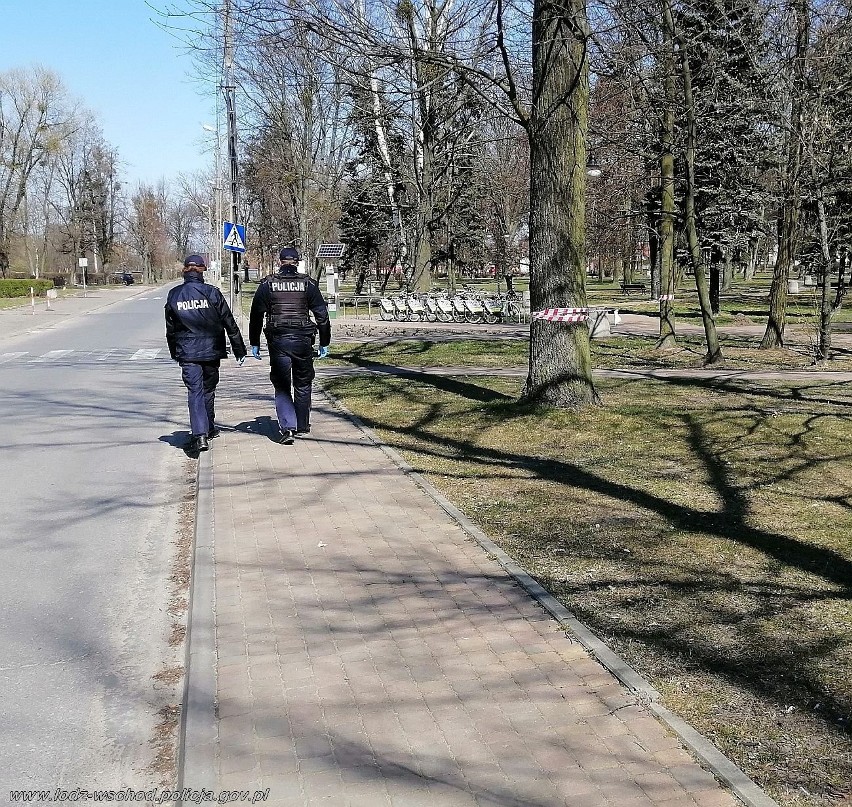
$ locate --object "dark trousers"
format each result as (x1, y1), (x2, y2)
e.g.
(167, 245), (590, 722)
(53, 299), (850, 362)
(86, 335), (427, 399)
(266, 333), (315, 432)
(180, 361), (220, 436)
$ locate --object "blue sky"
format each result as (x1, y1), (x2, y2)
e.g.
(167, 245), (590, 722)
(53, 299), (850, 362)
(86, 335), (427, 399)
(2, 0), (217, 188)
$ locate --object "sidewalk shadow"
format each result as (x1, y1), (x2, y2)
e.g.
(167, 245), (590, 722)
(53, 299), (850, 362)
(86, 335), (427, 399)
(159, 430), (201, 458)
(232, 415), (283, 443)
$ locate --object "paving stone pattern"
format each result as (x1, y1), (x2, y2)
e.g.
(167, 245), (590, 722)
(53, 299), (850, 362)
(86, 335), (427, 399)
(210, 372), (740, 807)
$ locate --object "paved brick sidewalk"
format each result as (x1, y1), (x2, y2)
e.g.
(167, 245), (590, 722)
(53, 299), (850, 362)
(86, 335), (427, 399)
(207, 371), (742, 807)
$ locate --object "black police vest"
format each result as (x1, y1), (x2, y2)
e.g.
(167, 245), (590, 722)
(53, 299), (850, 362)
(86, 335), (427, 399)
(267, 273), (310, 330)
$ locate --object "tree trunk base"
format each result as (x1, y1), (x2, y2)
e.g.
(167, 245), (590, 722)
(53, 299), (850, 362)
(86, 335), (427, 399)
(520, 378), (600, 409)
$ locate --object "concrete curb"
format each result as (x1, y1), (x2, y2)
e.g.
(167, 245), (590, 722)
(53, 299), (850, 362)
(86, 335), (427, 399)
(320, 385), (782, 807)
(176, 451), (217, 799)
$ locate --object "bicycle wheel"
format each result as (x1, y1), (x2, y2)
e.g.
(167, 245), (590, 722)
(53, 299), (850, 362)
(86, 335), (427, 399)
(505, 302), (522, 321)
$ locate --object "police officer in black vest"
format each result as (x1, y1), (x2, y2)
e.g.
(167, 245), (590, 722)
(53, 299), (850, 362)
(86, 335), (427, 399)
(165, 254), (247, 452)
(249, 246), (331, 444)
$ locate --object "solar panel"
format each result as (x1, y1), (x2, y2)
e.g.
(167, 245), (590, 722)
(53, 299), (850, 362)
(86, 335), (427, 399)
(315, 243), (346, 259)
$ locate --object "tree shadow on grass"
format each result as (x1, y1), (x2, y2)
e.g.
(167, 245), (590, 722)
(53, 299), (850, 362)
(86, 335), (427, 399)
(342, 355), (515, 404)
(330, 370), (852, 590)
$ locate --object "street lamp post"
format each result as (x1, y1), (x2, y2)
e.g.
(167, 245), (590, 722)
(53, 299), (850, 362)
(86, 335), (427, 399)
(202, 123), (223, 288)
(201, 203), (217, 285)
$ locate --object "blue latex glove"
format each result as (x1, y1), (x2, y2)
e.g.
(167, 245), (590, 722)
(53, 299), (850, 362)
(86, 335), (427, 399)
(317, 346), (329, 359)
(251, 345), (261, 360)
(236, 355), (245, 366)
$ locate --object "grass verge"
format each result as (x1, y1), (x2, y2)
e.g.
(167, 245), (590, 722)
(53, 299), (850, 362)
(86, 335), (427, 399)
(329, 334), (852, 372)
(322, 364), (852, 807)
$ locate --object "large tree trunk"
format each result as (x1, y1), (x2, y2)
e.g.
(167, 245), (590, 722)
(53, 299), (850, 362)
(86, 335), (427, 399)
(722, 249), (734, 291)
(710, 246), (722, 314)
(410, 130), (434, 292)
(762, 0), (808, 348)
(657, 0), (677, 349)
(522, 0), (596, 408)
(678, 33), (722, 364)
(815, 182), (833, 360)
(620, 197), (633, 284)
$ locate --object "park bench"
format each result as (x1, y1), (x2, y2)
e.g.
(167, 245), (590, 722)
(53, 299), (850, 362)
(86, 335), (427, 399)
(620, 282), (647, 295)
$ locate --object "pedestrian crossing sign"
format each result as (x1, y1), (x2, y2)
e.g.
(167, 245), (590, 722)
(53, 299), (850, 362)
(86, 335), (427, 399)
(223, 222), (246, 253)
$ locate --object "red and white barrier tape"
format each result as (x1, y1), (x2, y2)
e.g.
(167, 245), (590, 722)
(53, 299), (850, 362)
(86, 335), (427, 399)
(659, 294), (675, 301)
(532, 307), (589, 322)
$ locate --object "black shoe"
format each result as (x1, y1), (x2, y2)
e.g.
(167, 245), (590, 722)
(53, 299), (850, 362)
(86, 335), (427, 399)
(191, 434), (210, 452)
(208, 427), (221, 438)
(278, 429), (295, 445)
(295, 426), (311, 436)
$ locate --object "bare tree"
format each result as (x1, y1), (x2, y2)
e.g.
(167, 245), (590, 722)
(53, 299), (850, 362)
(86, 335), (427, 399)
(52, 123), (121, 278)
(0, 66), (77, 277)
(18, 151), (59, 279)
(127, 182), (174, 283)
(480, 113), (529, 292)
(676, 24), (722, 363)
(762, 0), (809, 348)
(783, 0), (852, 361)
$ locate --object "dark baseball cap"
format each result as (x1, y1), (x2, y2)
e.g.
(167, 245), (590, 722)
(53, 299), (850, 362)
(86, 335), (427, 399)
(183, 254), (207, 268)
(279, 247), (300, 262)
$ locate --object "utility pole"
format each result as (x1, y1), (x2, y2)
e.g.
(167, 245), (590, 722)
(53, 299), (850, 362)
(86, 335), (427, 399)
(223, 0), (241, 313)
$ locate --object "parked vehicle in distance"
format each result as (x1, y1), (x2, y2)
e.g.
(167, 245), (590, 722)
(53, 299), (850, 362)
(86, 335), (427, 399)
(111, 271), (135, 286)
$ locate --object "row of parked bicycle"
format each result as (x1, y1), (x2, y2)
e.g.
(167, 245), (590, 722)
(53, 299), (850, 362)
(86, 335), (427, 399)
(377, 290), (525, 324)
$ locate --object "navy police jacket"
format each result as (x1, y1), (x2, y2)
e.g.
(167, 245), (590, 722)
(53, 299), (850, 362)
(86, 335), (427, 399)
(249, 268), (331, 347)
(165, 272), (247, 362)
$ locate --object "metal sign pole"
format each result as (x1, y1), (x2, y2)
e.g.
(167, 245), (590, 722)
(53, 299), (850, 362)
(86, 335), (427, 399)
(79, 257), (88, 297)
(316, 244), (346, 321)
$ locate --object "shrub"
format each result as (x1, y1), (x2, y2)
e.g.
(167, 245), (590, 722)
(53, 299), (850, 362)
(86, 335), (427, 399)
(0, 279), (55, 298)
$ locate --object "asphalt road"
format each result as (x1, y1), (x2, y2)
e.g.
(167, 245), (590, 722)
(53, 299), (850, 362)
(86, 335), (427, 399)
(0, 288), (193, 797)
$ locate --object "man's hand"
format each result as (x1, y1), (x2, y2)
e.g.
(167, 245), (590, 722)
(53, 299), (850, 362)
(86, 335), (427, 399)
(251, 345), (261, 359)
(317, 346), (330, 359)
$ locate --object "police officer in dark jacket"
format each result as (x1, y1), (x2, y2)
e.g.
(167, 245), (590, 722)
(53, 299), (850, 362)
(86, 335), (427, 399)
(165, 254), (247, 452)
(249, 246), (331, 444)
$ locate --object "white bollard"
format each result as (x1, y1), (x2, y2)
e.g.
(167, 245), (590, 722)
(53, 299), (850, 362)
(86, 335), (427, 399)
(31, 286), (35, 315)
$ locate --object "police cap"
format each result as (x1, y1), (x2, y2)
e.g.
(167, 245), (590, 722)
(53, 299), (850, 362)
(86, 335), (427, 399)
(183, 254), (207, 269)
